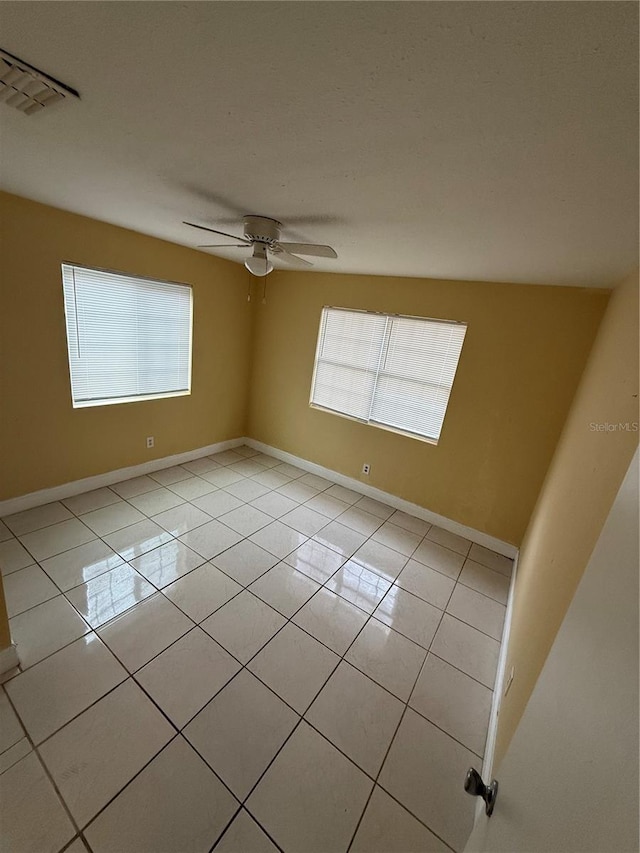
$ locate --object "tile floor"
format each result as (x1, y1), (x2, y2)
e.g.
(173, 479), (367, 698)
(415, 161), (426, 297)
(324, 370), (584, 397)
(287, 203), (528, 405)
(0, 446), (513, 853)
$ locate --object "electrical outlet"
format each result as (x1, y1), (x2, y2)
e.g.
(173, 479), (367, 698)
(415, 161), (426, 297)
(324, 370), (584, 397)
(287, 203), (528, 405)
(362, 463), (370, 475)
(146, 436), (154, 449)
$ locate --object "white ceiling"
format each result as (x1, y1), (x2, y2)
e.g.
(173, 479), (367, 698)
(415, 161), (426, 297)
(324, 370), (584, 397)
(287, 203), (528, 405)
(0, 2), (637, 287)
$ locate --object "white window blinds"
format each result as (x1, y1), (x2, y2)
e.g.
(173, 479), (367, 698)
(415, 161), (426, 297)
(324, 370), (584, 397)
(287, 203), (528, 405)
(61, 264), (193, 408)
(310, 307), (466, 443)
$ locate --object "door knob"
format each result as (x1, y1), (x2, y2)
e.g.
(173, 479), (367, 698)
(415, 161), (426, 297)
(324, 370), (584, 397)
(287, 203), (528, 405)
(464, 767), (498, 816)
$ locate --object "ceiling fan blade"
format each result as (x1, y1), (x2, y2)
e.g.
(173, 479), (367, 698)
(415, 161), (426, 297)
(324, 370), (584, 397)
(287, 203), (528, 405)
(272, 248), (313, 267)
(277, 242), (337, 259)
(197, 244), (248, 248)
(183, 221), (250, 243)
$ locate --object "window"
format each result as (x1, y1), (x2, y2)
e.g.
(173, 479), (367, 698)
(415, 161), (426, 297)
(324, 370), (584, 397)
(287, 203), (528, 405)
(310, 307), (467, 443)
(61, 264), (193, 408)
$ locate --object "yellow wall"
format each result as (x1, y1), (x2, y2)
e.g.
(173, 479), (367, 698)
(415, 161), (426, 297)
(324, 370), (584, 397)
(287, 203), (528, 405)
(0, 192), (252, 501)
(248, 270), (608, 544)
(495, 269), (639, 764)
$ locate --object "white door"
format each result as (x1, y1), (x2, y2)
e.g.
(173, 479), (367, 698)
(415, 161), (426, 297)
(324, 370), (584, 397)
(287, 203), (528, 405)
(465, 448), (639, 853)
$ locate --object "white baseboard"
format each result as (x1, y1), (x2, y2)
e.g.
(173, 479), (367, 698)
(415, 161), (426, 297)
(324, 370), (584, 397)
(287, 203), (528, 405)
(0, 644), (19, 675)
(0, 437), (246, 517)
(481, 551), (519, 786)
(246, 438), (518, 559)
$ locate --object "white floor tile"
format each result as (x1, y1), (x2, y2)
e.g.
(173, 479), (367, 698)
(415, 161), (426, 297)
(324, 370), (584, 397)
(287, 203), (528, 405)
(210, 449), (245, 466)
(0, 751), (75, 853)
(468, 543), (514, 577)
(152, 503), (213, 536)
(3, 565), (59, 617)
(39, 679), (173, 826)
(313, 521), (367, 558)
(192, 490), (244, 518)
(182, 456), (221, 475)
(163, 563), (242, 623)
(148, 465), (193, 486)
(98, 593), (193, 672)
(410, 654), (492, 756)
(306, 662), (404, 776)
(110, 475), (161, 499)
(284, 539), (346, 583)
(395, 559), (456, 610)
(128, 487), (185, 516)
(354, 496), (395, 519)
(447, 584), (506, 640)
(247, 721), (372, 853)
(375, 586), (442, 648)
(325, 484), (362, 505)
(214, 809), (278, 853)
(299, 473), (333, 491)
(273, 462), (305, 479)
(379, 709), (476, 852)
(234, 445), (259, 458)
(326, 560), (392, 613)
(0, 689), (24, 753)
(219, 505), (273, 537)
(412, 538), (465, 580)
(228, 459), (266, 478)
(431, 614), (500, 688)
(211, 539), (279, 586)
(136, 628), (240, 728)
(202, 467), (246, 488)
(345, 619), (426, 701)
(248, 623), (339, 713)
(250, 520), (308, 559)
(275, 480), (319, 502)
(10, 596), (90, 668)
(129, 540), (205, 588)
(40, 540), (124, 591)
(250, 490), (298, 519)
(62, 488), (122, 515)
(305, 492), (350, 519)
(459, 559), (510, 604)
(3, 501), (72, 536)
(201, 591), (286, 663)
(372, 521), (422, 557)
(103, 519), (173, 561)
(85, 737), (238, 853)
(64, 838), (89, 853)
(337, 506), (383, 536)
(251, 452), (281, 468)
(281, 505), (329, 537)
(185, 670), (298, 799)
(351, 785), (449, 853)
(19, 518), (95, 561)
(352, 538), (408, 581)
(179, 519), (244, 560)
(224, 477), (271, 502)
(388, 510), (431, 537)
(81, 502), (146, 536)
(66, 564), (156, 629)
(249, 563), (321, 617)
(0, 538), (34, 575)
(167, 476), (217, 501)
(0, 519), (13, 541)
(252, 469), (291, 489)
(6, 634), (126, 743)
(426, 525), (472, 556)
(293, 588), (368, 654)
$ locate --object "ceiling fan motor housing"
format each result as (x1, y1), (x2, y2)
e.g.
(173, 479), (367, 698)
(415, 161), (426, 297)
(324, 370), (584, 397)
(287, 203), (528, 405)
(243, 215), (282, 246)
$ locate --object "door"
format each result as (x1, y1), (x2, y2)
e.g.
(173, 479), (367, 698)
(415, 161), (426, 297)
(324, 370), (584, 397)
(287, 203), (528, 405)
(465, 449), (639, 853)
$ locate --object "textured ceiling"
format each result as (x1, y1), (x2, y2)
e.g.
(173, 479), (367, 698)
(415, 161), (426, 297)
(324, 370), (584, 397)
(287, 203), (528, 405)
(0, 1), (637, 286)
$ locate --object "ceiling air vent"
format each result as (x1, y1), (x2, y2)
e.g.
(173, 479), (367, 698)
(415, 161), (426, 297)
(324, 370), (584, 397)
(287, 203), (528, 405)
(0, 48), (79, 115)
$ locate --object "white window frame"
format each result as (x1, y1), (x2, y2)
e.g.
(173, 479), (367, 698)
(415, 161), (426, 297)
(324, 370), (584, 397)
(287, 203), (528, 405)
(61, 263), (193, 409)
(309, 306), (467, 444)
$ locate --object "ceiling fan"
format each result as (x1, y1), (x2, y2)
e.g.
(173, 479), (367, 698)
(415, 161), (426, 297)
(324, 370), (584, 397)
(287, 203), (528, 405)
(184, 215), (337, 276)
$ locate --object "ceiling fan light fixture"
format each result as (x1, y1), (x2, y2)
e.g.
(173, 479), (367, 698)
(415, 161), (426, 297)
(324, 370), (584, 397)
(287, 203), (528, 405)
(244, 244), (273, 277)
